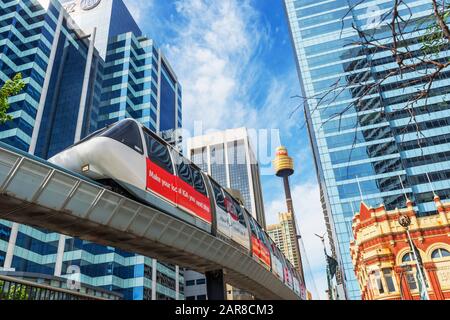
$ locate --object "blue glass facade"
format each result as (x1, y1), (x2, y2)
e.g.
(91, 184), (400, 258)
(0, 0), (184, 300)
(284, 0), (450, 299)
(0, 222), (11, 268)
(100, 33), (159, 130)
(0, 0), (55, 151)
(108, 0), (141, 38)
(160, 60), (177, 131)
(0, 0), (102, 156)
(99, 33), (182, 134)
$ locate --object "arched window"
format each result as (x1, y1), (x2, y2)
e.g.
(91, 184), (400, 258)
(402, 252), (416, 263)
(431, 248), (450, 260)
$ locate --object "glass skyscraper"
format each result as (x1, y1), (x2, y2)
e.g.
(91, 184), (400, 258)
(62, 0), (182, 135)
(0, 0), (183, 300)
(284, 0), (450, 299)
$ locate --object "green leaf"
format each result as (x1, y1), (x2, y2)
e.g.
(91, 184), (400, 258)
(0, 73), (26, 124)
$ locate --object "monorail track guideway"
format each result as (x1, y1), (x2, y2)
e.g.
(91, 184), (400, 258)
(0, 143), (299, 300)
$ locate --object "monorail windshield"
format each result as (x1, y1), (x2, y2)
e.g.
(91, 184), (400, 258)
(101, 119), (143, 154)
(70, 127), (108, 149)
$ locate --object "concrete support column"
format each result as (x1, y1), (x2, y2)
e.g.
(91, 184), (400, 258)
(54, 235), (66, 277)
(424, 262), (445, 300)
(3, 223), (19, 270)
(206, 270), (226, 300)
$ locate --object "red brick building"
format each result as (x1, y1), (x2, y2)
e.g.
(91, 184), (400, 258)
(350, 196), (450, 300)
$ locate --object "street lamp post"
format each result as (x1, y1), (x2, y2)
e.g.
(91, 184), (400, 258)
(314, 233), (334, 300)
(398, 264), (412, 300)
(398, 214), (430, 300)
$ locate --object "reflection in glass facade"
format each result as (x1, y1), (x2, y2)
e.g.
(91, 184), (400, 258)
(210, 144), (227, 187)
(99, 33), (181, 134)
(228, 140), (253, 213)
(284, 0), (450, 299)
(0, 0), (183, 300)
(60, 0), (142, 59)
(0, 0), (100, 155)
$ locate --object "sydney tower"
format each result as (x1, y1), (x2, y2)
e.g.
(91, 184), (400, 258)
(273, 146), (305, 281)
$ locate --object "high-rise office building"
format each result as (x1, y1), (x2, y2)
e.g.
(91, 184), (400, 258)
(99, 32), (182, 134)
(61, 0), (182, 135)
(60, 0), (142, 59)
(267, 212), (301, 271)
(184, 128), (266, 300)
(0, 0), (184, 300)
(187, 128), (266, 227)
(0, 0), (102, 156)
(284, 0), (450, 299)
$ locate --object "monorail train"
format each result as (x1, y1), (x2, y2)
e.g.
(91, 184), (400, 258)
(49, 118), (305, 298)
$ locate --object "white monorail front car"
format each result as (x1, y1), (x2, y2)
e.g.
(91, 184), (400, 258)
(49, 118), (305, 299)
(49, 119), (212, 231)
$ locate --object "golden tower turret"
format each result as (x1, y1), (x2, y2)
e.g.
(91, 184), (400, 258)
(273, 146), (294, 177)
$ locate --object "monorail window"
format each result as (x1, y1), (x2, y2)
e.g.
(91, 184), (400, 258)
(224, 192), (242, 223)
(145, 133), (174, 174)
(259, 230), (270, 248)
(248, 217), (258, 237)
(176, 156), (194, 186)
(101, 120), (143, 154)
(210, 180), (226, 211)
(236, 206), (246, 227)
(191, 166), (207, 196)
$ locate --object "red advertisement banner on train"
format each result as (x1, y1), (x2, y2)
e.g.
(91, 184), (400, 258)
(260, 244), (271, 267)
(252, 236), (261, 258)
(146, 158), (177, 204)
(176, 177), (212, 223)
(146, 158), (212, 223)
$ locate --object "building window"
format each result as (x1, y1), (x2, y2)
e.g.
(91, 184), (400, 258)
(185, 280), (195, 286)
(431, 248), (450, 260)
(406, 272), (417, 291)
(401, 252), (416, 263)
(196, 278), (206, 285)
(197, 295), (207, 300)
(374, 270), (385, 294)
(186, 296), (196, 300)
(382, 269), (396, 293)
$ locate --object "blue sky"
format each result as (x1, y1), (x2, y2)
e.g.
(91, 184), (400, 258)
(124, 0), (330, 299)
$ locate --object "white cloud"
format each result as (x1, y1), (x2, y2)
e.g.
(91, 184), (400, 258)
(160, 0), (298, 133)
(266, 180), (332, 300)
(123, 0), (154, 24)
